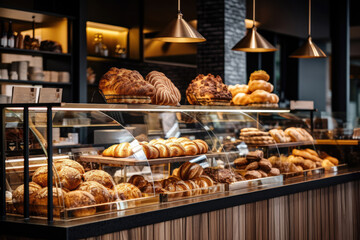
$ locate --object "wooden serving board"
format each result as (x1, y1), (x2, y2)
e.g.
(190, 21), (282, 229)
(79, 152), (236, 166)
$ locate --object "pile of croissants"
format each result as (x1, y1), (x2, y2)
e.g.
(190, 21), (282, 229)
(129, 162), (216, 198)
(102, 137), (209, 159)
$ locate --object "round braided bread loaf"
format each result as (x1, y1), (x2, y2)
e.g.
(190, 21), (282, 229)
(145, 71), (181, 106)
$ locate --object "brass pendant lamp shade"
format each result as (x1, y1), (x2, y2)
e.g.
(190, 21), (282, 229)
(289, 0), (327, 58)
(232, 0), (277, 52)
(153, 0), (206, 43)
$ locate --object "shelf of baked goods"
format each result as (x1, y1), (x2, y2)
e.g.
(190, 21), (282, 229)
(314, 139), (359, 146)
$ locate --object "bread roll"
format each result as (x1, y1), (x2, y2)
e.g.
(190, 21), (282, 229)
(12, 182), (42, 214)
(249, 70), (270, 81)
(33, 187), (66, 217)
(179, 162), (204, 180)
(83, 170), (115, 189)
(78, 181), (112, 205)
(64, 190), (96, 217)
(114, 183), (142, 199)
(248, 80), (273, 93)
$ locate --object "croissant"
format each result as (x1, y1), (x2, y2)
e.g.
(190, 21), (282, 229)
(183, 180), (201, 195)
(153, 142), (171, 158)
(114, 142), (133, 158)
(128, 175), (148, 189)
(180, 141), (199, 156)
(193, 139), (209, 154)
(102, 144), (118, 157)
(175, 180), (192, 197)
(179, 162), (204, 180)
(167, 142), (186, 157)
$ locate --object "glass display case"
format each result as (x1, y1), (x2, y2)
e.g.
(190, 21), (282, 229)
(2, 104), (353, 221)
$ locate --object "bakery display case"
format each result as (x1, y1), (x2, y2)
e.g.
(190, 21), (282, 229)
(1, 103), (355, 223)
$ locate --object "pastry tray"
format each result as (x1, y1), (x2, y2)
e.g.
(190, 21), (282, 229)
(225, 175), (283, 191)
(100, 90), (151, 104)
(159, 184), (225, 202)
(79, 152), (238, 166)
(281, 164), (347, 179)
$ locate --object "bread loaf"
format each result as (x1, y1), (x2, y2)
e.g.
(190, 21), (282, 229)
(78, 181), (112, 206)
(128, 175), (148, 189)
(54, 159), (85, 174)
(12, 182), (42, 214)
(33, 187), (66, 217)
(64, 190), (96, 217)
(83, 170), (115, 189)
(145, 71), (181, 106)
(114, 183), (142, 199)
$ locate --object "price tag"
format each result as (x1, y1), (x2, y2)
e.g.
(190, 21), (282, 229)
(290, 100), (314, 110)
(11, 87), (37, 103)
(38, 88), (63, 103)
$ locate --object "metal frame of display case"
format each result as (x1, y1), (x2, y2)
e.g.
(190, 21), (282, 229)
(0, 103), (60, 222)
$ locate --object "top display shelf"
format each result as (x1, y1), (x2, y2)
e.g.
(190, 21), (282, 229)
(44, 103), (291, 113)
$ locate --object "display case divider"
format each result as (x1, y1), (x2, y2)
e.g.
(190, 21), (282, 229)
(23, 107), (30, 219)
(47, 106), (53, 222)
(0, 107), (5, 218)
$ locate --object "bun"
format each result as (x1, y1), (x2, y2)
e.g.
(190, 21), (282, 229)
(12, 182), (42, 214)
(249, 90), (272, 104)
(249, 70), (270, 81)
(33, 187), (66, 217)
(233, 93), (250, 106)
(99, 67), (155, 103)
(186, 74), (232, 105)
(114, 183), (142, 199)
(78, 181), (112, 205)
(83, 170), (115, 189)
(248, 80), (273, 93)
(145, 71), (181, 106)
(128, 175), (148, 189)
(179, 162), (204, 180)
(54, 159), (85, 174)
(64, 191), (96, 217)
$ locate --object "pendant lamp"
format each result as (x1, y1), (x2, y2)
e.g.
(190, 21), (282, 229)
(289, 0), (326, 58)
(153, 0), (206, 43)
(232, 0), (277, 52)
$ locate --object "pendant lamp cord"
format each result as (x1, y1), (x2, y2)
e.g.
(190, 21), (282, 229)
(308, 0), (311, 36)
(178, 0), (181, 14)
(253, 0), (255, 27)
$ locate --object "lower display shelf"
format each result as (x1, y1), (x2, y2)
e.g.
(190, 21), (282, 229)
(226, 174), (283, 191)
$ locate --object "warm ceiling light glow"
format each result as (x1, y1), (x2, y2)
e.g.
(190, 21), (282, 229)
(87, 21), (128, 32)
(245, 19), (260, 29)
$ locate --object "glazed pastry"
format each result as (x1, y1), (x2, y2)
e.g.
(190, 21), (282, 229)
(167, 142), (186, 157)
(153, 142), (171, 158)
(172, 168), (180, 177)
(164, 182), (183, 198)
(232, 93), (251, 106)
(102, 144), (117, 157)
(12, 182), (42, 214)
(99, 67), (155, 103)
(128, 175), (148, 189)
(145, 71), (181, 106)
(179, 162), (204, 180)
(186, 74), (232, 105)
(83, 170), (115, 189)
(114, 142), (133, 158)
(193, 140), (209, 154)
(114, 183), (142, 199)
(180, 141), (199, 156)
(228, 84), (250, 96)
(248, 80), (273, 93)
(147, 144), (160, 159)
(249, 70), (270, 81)
(175, 137), (190, 143)
(64, 191), (96, 217)
(297, 128), (314, 141)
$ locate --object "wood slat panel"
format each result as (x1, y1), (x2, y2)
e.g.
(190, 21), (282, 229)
(82, 180), (360, 240)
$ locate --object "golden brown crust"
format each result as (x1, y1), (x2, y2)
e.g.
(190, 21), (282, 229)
(145, 71), (181, 106)
(33, 187), (66, 217)
(153, 142), (171, 158)
(228, 84), (250, 96)
(180, 141), (199, 156)
(186, 74), (232, 105)
(102, 144), (117, 157)
(248, 80), (274, 93)
(249, 70), (270, 81)
(193, 139), (209, 154)
(99, 67), (155, 97)
(128, 175), (148, 189)
(78, 181), (112, 205)
(233, 93), (251, 106)
(64, 191), (96, 217)
(12, 182), (42, 214)
(167, 142), (186, 157)
(114, 183), (142, 199)
(54, 159), (85, 175)
(179, 162), (204, 180)
(114, 142), (133, 158)
(83, 170), (115, 189)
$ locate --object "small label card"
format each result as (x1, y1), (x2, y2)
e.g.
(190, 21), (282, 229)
(38, 88), (63, 103)
(290, 100), (314, 110)
(11, 87), (37, 103)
